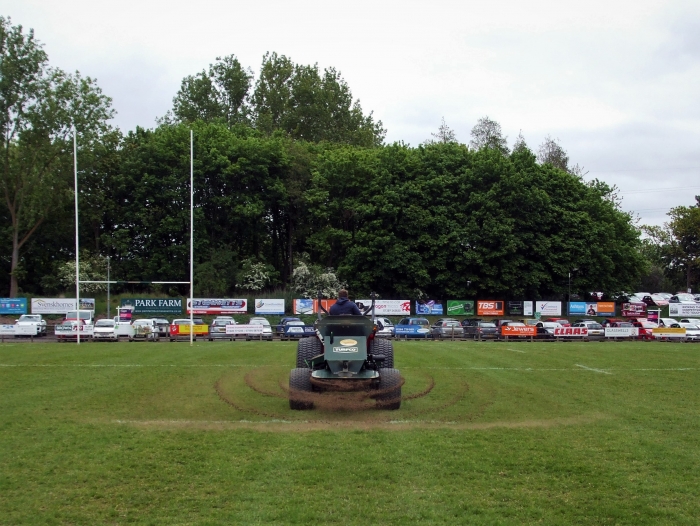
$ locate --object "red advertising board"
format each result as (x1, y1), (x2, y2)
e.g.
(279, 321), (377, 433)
(477, 300), (505, 316)
(501, 325), (537, 336)
(622, 302), (646, 317)
(554, 327), (588, 337)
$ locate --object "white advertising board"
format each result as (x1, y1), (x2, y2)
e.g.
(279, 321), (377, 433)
(536, 301), (562, 316)
(668, 303), (700, 317)
(0, 324), (16, 335)
(254, 299), (285, 315)
(32, 298), (95, 314)
(54, 324), (94, 337)
(523, 301), (534, 316)
(226, 324), (264, 335)
(605, 327), (639, 338)
(356, 299), (411, 316)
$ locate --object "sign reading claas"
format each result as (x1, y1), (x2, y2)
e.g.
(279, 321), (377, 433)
(121, 298), (182, 314)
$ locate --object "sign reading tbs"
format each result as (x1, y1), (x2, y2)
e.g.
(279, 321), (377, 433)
(477, 300), (504, 316)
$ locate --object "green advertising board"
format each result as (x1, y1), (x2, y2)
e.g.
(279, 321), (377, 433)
(120, 298), (183, 314)
(446, 300), (475, 316)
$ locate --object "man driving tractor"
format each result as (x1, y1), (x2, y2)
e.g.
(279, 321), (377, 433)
(329, 289), (362, 315)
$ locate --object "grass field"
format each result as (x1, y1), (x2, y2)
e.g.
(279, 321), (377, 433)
(1, 339), (699, 525)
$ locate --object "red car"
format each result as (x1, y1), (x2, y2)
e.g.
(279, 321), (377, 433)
(544, 318), (571, 327)
(633, 321), (657, 340)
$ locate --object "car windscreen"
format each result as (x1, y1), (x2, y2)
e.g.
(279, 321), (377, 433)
(95, 320), (115, 327)
(478, 322), (496, 328)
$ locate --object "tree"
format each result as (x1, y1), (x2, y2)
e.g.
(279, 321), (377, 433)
(537, 135), (569, 172)
(251, 53), (385, 146)
(428, 117), (457, 144)
(171, 54), (253, 126)
(469, 116), (509, 154)
(511, 130), (529, 155)
(0, 17), (114, 296)
(667, 199), (700, 290)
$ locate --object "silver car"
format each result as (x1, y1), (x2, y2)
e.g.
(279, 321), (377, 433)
(208, 317), (236, 341)
(430, 318), (465, 339)
(246, 317), (273, 341)
(92, 319), (117, 341)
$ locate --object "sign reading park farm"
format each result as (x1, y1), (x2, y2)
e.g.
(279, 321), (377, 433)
(121, 298), (182, 314)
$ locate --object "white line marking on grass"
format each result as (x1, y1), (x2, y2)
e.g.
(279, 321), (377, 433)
(0, 364), (261, 368)
(507, 348), (526, 353)
(575, 364), (612, 375)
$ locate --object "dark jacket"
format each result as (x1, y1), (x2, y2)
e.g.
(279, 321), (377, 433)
(329, 297), (362, 316)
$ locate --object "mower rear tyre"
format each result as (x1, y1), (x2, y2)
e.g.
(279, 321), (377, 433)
(289, 368), (314, 410)
(370, 338), (394, 368)
(296, 337), (322, 368)
(375, 368), (401, 410)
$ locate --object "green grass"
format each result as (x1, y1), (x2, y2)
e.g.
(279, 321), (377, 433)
(1, 339), (699, 524)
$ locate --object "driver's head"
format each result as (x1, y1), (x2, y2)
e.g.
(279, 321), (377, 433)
(338, 289), (349, 299)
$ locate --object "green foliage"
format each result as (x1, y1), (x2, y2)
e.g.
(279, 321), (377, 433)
(55, 251), (107, 293)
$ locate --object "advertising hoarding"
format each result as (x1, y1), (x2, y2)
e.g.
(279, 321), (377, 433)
(535, 301), (562, 316)
(554, 327), (588, 337)
(294, 299), (314, 314)
(226, 324), (264, 335)
(568, 302), (586, 315)
(0, 298), (27, 315)
(32, 298), (95, 314)
(622, 302), (646, 317)
(255, 298), (285, 315)
(501, 325), (537, 336)
(668, 303), (700, 317)
(652, 327), (686, 338)
(356, 300), (411, 316)
(187, 298), (247, 314)
(416, 300), (443, 315)
(597, 302), (616, 316)
(605, 327), (639, 338)
(477, 300), (504, 316)
(446, 300), (475, 316)
(394, 325), (431, 337)
(121, 298), (182, 314)
(523, 301), (534, 316)
(507, 301), (524, 316)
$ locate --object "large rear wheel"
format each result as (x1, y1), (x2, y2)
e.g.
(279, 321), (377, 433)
(289, 368), (314, 410)
(375, 368), (401, 410)
(296, 337), (323, 368)
(370, 338), (394, 368)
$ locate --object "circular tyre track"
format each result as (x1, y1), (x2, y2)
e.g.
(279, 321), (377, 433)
(215, 366), (487, 424)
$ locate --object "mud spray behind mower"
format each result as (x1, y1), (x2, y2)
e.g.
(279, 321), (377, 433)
(289, 293), (401, 410)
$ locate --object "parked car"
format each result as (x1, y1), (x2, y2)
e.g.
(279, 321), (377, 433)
(395, 317), (431, 338)
(208, 317), (235, 341)
(280, 319), (315, 339)
(460, 318), (483, 327)
(430, 318), (464, 339)
(632, 320), (657, 340)
(92, 319), (118, 341)
(658, 317), (679, 327)
(572, 321), (604, 338)
(493, 319), (515, 328)
(14, 314), (47, 336)
(374, 317), (395, 338)
(170, 318), (208, 341)
(535, 321), (563, 339)
(130, 319), (159, 341)
(275, 317), (303, 336)
(55, 319), (89, 342)
(601, 318), (624, 327)
(544, 318), (571, 327)
(463, 321), (498, 339)
(669, 293), (697, 304)
(679, 318), (700, 326)
(246, 317), (273, 341)
(153, 318), (171, 337)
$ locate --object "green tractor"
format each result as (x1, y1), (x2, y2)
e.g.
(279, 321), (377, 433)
(289, 295), (401, 410)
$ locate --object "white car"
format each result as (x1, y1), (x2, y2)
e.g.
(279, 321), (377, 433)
(658, 318), (678, 327)
(374, 317), (395, 338)
(92, 319), (118, 341)
(246, 317), (273, 340)
(129, 319), (159, 341)
(14, 314), (47, 336)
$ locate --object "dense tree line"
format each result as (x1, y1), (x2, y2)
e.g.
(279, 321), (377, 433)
(4, 17), (682, 301)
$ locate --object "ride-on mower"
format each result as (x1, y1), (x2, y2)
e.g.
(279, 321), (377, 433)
(289, 294), (401, 410)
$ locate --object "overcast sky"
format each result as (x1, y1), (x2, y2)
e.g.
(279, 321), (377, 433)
(3, 0), (699, 226)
